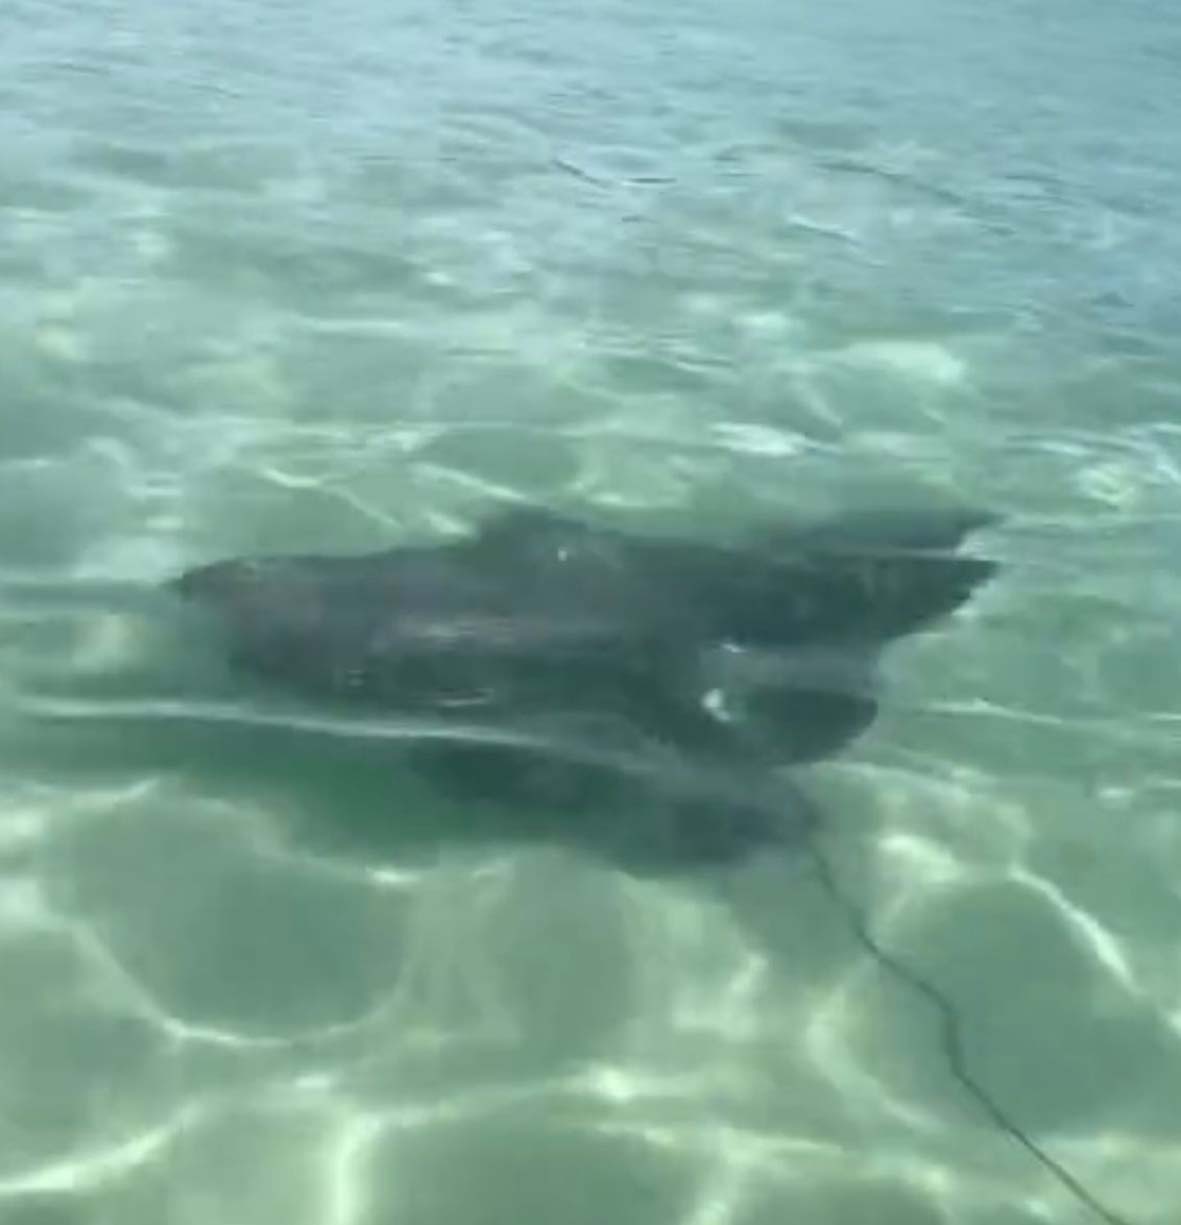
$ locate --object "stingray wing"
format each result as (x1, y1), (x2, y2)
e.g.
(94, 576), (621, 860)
(686, 506), (997, 648)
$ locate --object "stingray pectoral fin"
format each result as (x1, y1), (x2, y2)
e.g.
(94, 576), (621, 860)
(838, 551), (997, 640)
(722, 546), (996, 648)
(783, 505), (1001, 556)
(733, 505), (999, 643)
(797, 507), (999, 636)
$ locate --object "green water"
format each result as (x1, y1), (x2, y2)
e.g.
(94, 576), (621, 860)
(2, 0), (1180, 1222)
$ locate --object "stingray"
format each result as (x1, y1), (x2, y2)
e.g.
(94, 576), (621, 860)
(170, 503), (997, 867)
(163, 507), (1141, 1224)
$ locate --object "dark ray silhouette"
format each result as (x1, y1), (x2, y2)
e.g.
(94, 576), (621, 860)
(171, 504), (997, 867)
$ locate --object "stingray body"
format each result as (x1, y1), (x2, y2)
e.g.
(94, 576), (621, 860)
(171, 506), (997, 867)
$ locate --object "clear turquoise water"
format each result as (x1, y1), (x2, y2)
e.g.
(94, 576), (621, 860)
(2, 0), (1180, 1222)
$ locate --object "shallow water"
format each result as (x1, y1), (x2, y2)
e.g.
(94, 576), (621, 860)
(2, 0), (1180, 1222)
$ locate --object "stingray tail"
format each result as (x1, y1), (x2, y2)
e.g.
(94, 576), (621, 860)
(802, 830), (1133, 1225)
